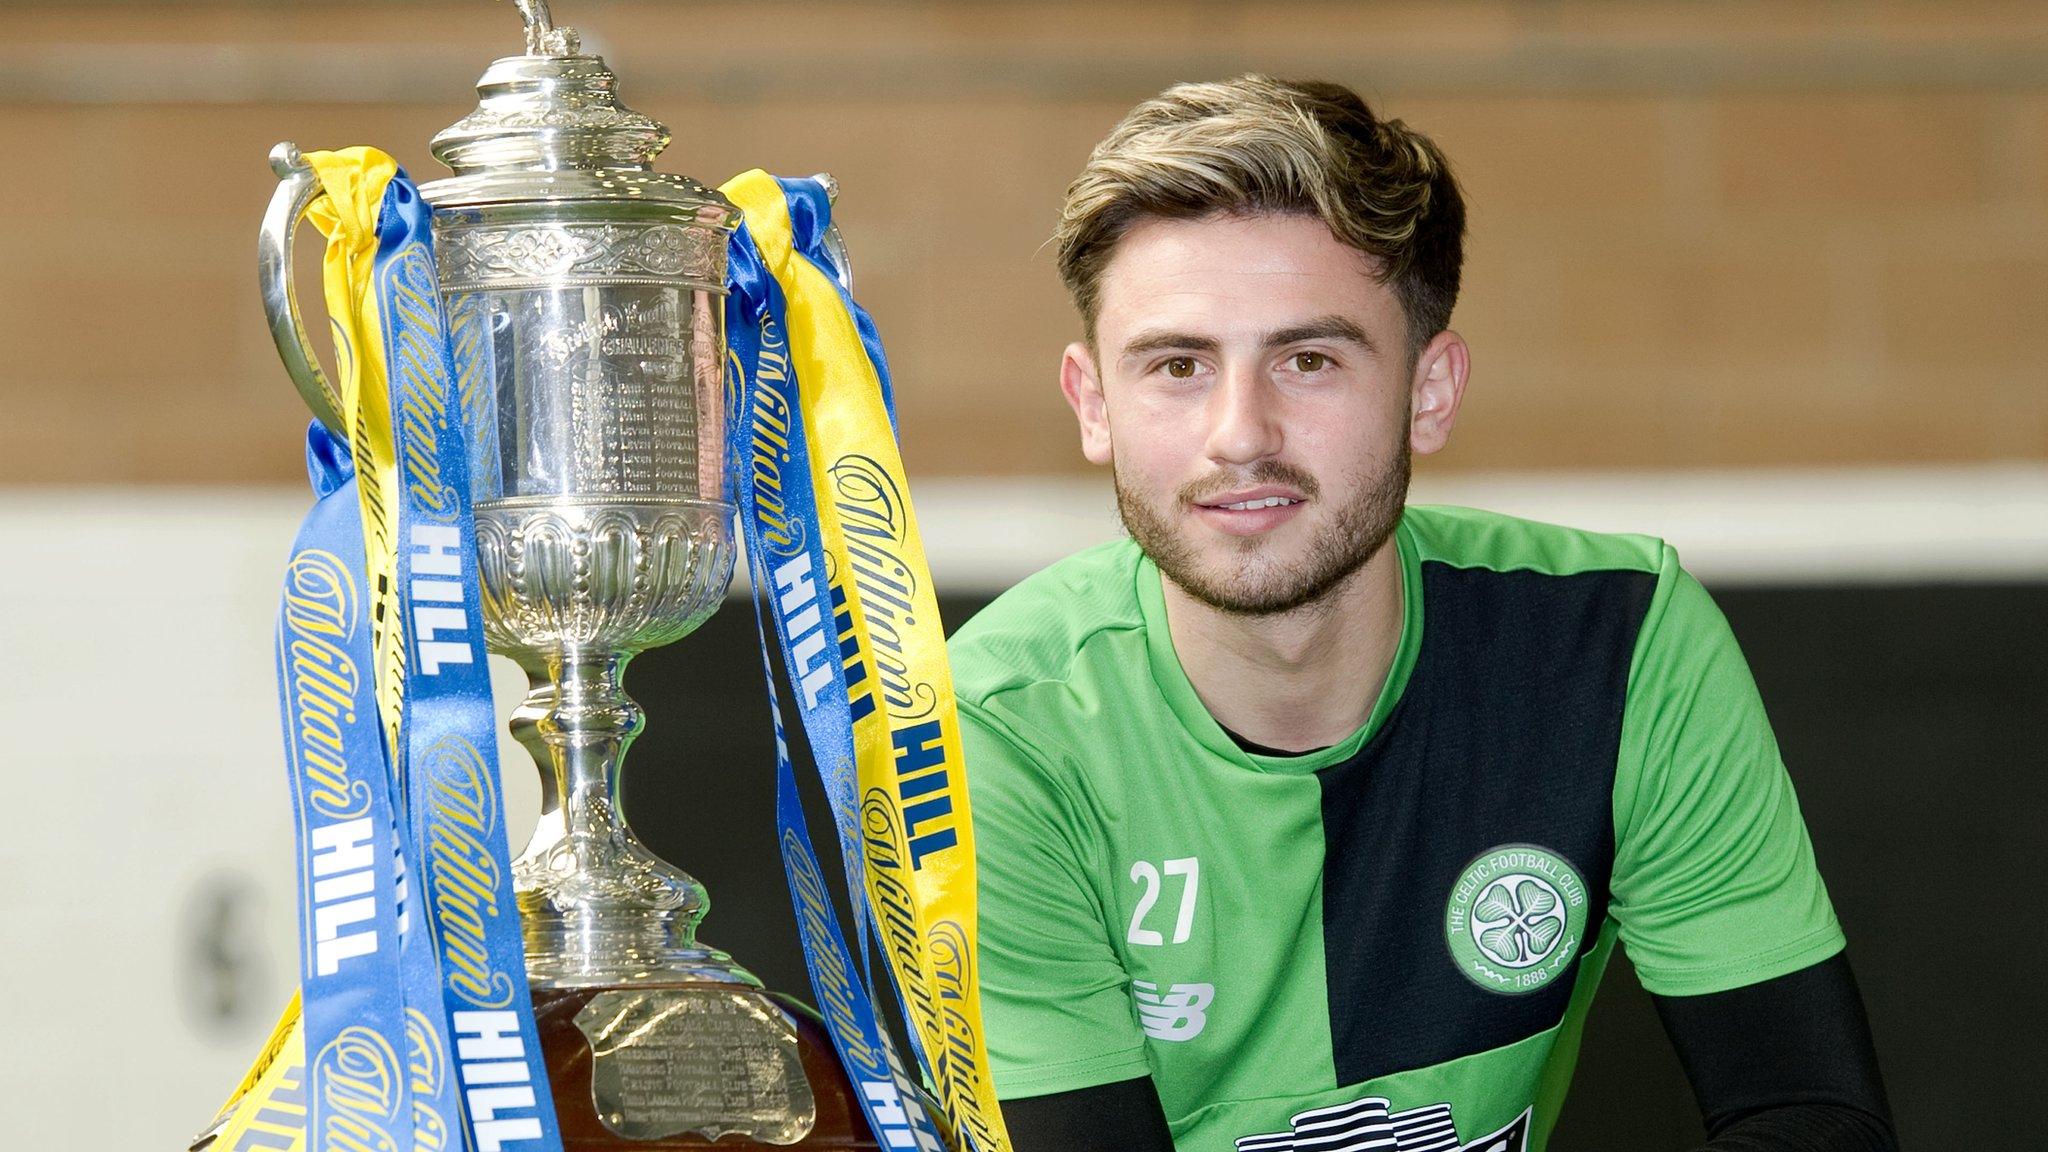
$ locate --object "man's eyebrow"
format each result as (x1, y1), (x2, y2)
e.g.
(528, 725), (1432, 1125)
(1263, 316), (1374, 352)
(1117, 317), (1375, 361)
(1120, 330), (1222, 359)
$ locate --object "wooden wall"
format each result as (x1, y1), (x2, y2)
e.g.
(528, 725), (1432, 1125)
(3, 0), (2044, 483)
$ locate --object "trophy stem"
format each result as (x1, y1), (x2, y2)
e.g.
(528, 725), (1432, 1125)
(509, 647), (759, 989)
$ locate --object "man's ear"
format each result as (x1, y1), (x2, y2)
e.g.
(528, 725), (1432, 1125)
(1409, 329), (1469, 457)
(1061, 341), (1114, 465)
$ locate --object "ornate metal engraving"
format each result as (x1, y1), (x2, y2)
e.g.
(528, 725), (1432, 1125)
(472, 497), (733, 656)
(438, 222), (725, 290)
(441, 101), (651, 135)
(472, 495), (744, 987)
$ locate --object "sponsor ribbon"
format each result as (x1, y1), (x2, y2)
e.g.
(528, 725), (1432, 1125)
(208, 148), (559, 1152)
(278, 421), (418, 1152)
(309, 147), (561, 1152)
(723, 170), (1014, 1152)
(370, 162), (559, 1152)
(727, 204), (946, 1152)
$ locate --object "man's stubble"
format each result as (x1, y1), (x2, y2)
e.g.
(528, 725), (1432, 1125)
(1114, 433), (1411, 618)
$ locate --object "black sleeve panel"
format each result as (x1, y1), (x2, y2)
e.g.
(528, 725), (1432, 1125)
(999, 1075), (1177, 1152)
(1678, 1104), (1896, 1152)
(1651, 951), (1898, 1152)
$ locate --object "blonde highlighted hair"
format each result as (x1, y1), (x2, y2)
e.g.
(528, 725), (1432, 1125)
(1054, 75), (1465, 355)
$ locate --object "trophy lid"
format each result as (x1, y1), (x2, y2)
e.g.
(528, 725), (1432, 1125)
(420, 1), (731, 223)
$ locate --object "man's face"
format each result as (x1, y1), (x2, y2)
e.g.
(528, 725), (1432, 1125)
(1062, 211), (1464, 616)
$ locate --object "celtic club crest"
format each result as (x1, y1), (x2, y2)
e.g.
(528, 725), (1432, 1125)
(1444, 844), (1589, 995)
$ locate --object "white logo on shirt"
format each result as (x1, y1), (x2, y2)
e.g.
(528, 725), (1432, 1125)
(1132, 979), (1213, 1041)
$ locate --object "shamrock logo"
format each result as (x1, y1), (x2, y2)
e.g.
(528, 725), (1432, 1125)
(1446, 845), (1588, 995)
(1471, 876), (1566, 967)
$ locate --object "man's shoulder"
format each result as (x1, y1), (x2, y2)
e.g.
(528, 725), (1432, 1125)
(1403, 503), (1671, 579)
(949, 536), (1147, 712)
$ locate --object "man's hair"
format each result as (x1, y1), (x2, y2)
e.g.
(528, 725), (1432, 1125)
(1054, 75), (1466, 357)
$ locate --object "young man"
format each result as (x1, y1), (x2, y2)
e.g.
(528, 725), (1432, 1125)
(950, 77), (1895, 1152)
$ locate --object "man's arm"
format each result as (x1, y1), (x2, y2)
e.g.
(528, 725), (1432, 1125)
(1609, 550), (1892, 1148)
(1001, 1077), (1177, 1152)
(1654, 952), (1895, 1151)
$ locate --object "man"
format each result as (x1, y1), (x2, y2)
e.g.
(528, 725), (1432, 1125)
(950, 76), (1895, 1152)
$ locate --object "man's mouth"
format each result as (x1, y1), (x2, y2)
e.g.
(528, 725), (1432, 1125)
(1189, 486), (1310, 536)
(1194, 485), (1308, 511)
(1212, 495), (1302, 511)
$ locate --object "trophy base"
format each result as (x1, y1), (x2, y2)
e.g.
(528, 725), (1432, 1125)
(533, 981), (881, 1149)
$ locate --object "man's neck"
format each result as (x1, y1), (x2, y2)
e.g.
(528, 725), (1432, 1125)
(1161, 539), (1405, 754)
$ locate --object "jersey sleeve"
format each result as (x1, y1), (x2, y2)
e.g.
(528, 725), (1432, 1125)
(959, 699), (1154, 1099)
(1609, 546), (1846, 996)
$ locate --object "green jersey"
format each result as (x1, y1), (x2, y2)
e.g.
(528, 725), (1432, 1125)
(951, 505), (1844, 1152)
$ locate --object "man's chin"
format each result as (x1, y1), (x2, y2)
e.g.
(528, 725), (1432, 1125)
(1158, 547), (1354, 618)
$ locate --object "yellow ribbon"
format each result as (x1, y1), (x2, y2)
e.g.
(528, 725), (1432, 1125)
(722, 169), (1014, 1152)
(305, 146), (409, 764)
(196, 995), (306, 1152)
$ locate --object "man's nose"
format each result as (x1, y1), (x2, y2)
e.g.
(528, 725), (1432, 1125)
(1203, 363), (1282, 465)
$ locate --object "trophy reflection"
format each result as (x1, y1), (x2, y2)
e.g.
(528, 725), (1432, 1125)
(258, 3), (875, 1146)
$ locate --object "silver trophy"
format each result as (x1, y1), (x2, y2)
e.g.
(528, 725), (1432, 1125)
(257, 1), (873, 1145)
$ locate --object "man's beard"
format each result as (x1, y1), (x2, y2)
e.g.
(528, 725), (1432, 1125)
(1115, 444), (1410, 617)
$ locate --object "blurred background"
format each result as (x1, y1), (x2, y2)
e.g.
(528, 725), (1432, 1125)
(1, 0), (2043, 1146)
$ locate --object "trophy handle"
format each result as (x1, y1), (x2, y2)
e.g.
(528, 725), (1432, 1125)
(259, 141), (346, 436)
(810, 172), (855, 294)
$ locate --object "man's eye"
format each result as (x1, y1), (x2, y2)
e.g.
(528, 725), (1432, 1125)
(1292, 351), (1330, 372)
(1162, 357), (1198, 379)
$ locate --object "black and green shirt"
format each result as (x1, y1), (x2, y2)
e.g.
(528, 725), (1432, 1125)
(952, 505), (1844, 1152)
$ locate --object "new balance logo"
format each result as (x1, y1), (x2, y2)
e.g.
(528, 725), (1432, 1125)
(1235, 1097), (1531, 1152)
(1132, 980), (1213, 1042)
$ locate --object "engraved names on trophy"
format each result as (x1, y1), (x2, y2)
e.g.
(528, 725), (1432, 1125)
(574, 989), (819, 1145)
(492, 286), (698, 498)
(602, 290), (697, 497)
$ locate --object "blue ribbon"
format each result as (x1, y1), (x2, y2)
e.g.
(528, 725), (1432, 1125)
(278, 423), (420, 1152)
(727, 179), (947, 1152)
(379, 172), (565, 1152)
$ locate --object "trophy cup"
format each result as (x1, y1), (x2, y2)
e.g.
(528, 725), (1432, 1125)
(258, 3), (876, 1147)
